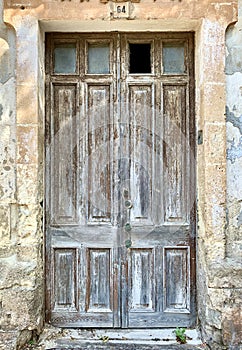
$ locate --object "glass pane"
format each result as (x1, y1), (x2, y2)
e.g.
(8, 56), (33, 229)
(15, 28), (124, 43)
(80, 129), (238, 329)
(88, 44), (110, 74)
(54, 43), (76, 74)
(163, 44), (185, 74)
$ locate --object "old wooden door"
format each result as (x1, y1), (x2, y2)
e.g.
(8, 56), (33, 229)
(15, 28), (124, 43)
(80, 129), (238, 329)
(45, 32), (196, 328)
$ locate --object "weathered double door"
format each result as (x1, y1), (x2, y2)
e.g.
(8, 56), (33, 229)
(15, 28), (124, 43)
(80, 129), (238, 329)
(45, 32), (196, 328)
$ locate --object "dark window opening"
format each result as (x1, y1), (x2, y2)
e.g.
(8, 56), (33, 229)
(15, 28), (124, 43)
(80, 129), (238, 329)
(129, 43), (151, 74)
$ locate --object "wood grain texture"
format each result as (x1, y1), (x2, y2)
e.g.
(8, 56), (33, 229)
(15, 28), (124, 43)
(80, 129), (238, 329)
(163, 247), (190, 313)
(87, 249), (111, 311)
(45, 32), (196, 328)
(87, 85), (111, 222)
(51, 84), (78, 224)
(53, 248), (78, 311)
(163, 84), (187, 224)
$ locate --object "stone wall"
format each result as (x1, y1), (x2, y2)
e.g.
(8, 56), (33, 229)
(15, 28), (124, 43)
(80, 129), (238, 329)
(0, 1), (44, 348)
(0, 0), (241, 349)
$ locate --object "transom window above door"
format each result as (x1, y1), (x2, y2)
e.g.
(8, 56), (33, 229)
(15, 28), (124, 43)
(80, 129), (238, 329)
(50, 33), (189, 76)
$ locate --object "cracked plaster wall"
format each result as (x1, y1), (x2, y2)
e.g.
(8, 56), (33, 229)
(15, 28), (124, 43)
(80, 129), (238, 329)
(226, 5), (242, 257)
(0, 0), (241, 349)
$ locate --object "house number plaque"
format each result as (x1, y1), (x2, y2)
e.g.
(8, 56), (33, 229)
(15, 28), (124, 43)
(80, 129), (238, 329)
(109, 1), (131, 18)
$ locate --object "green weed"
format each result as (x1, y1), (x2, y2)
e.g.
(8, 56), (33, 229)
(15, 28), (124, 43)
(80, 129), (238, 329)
(175, 327), (187, 344)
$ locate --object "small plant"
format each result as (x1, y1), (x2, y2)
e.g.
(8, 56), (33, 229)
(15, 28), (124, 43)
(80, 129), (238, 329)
(28, 340), (35, 345)
(174, 327), (187, 344)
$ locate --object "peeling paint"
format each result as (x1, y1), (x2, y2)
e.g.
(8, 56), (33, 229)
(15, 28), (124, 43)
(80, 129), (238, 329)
(227, 136), (242, 163)
(226, 106), (242, 134)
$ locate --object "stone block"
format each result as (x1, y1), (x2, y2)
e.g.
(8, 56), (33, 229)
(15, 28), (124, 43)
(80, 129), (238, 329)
(0, 252), (38, 290)
(0, 331), (18, 350)
(0, 204), (10, 240)
(204, 123), (226, 163)
(15, 243), (42, 262)
(17, 204), (40, 240)
(210, 2), (237, 24)
(1, 287), (44, 330)
(208, 259), (242, 288)
(204, 163), (226, 204)
(204, 240), (226, 262)
(16, 40), (38, 85)
(0, 163), (16, 202)
(17, 164), (39, 204)
(203, 164), (226, 244)
(203, 44), (226, 84)
(0, 124), (16, 163)
(222, 305), (242, 347)
(14, 14), (38, 41)
(226, 239), (242, 259)
(17, 84), (38, 124)
(202, 20), (227, 45)
(0, 78), (16, 125)
(17, 125), (38, 164)
(202, 85), (226, 122)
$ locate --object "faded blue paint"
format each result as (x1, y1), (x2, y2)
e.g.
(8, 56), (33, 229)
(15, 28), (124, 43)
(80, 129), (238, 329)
(226, 106), (242, 135)
(227, 136), (242, 163)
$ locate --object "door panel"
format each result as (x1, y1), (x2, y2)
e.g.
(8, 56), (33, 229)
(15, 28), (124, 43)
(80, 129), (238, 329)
(87, 248), (112, 312)
(51, 83), (78, 225)
(45, 32), (196, 328)
(87, 84), (112, 222)
(163, 247), (190, 313)
(53, 248), (78, 311)
(128, 84), (154, 224)
(129, 248), (154, 311)
(163, 83), (188, 223)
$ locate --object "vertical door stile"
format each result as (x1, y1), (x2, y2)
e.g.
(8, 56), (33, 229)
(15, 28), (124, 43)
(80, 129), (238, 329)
(79, 38), (86, 226)
(119, 33), (129, 329)
(154, 37), (163, 227)
(112, 34), (121, 327)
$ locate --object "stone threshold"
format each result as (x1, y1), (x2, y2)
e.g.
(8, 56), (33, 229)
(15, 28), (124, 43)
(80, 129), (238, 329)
(34, 327), (209, 350)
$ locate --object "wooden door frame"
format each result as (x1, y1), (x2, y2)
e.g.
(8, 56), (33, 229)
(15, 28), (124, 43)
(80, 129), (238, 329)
(44, 31), (196, 328)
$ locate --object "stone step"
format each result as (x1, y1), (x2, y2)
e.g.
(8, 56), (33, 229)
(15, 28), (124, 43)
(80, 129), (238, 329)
(46, 345), (207, 350)
(36, 328), (208, 350)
